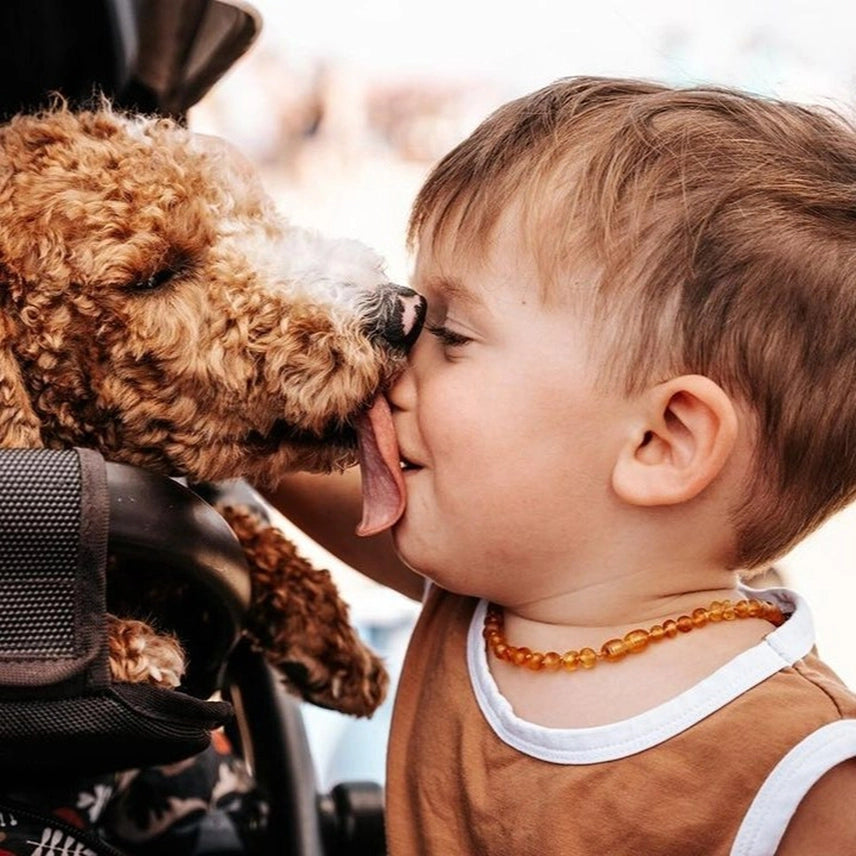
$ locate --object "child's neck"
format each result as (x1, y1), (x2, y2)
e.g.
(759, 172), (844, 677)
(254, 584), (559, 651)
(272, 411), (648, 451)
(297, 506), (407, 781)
(502, 555), (743, 628)
(489, 575), (779, 729)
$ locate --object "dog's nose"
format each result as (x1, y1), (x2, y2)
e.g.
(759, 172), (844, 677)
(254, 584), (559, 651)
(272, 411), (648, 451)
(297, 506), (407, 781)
(374, 285), (427, 352)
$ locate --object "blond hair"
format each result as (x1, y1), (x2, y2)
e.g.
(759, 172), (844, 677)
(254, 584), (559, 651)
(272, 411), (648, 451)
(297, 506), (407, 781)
(409, 76), (856, 568)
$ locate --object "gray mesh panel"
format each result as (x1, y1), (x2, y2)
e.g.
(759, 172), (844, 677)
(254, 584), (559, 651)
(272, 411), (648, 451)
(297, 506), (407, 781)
(0, 449), (80, 657)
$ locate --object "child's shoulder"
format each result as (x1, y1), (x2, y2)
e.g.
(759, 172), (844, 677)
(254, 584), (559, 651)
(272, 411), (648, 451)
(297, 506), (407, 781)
(730, 649), (856, 854)
(772, 757), (856, 854)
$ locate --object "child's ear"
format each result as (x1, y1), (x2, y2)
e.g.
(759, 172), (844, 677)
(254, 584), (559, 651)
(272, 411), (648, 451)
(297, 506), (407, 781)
(612, 375), (738, 506)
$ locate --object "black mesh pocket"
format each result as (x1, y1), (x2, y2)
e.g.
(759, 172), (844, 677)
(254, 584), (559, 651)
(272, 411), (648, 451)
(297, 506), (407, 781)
(0, 448), (231, 773)
(0, 448), (109, 695)
(2, 684), (233, 776)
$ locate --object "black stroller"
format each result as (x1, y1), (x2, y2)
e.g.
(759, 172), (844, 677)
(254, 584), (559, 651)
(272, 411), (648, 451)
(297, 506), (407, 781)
(0, 2), (385, 853)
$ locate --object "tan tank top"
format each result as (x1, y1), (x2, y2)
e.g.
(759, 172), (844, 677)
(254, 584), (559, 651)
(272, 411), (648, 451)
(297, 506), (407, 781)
(386, 585), (856, 855)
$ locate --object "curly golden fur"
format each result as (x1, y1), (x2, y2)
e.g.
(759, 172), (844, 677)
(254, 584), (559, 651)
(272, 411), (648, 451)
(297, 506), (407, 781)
(222, 504), (386, 714)
(0, 105), (418, 716)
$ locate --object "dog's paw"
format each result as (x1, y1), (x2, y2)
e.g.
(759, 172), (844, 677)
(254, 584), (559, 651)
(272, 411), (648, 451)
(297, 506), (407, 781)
(276, 639), (389, 718)
(223, 503), (389, 716)
(106, 614), (186, 688)
(243, 579), (391, 717)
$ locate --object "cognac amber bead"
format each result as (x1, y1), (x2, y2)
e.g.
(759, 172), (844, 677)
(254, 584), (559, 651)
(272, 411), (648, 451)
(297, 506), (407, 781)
(494, 643), (509, 660)
(663, 619), (679, 638)
(762, 602), (785, 625)
(624, 629), (649, 653)
(601, 638), (628, 661)
(578, 648), (598, 669)
(734, 600), (750, 618)
(722, 600), (736, 620)
(649, 624), (666, 642)
(511, 646), (531, 666)
(676, 615), (693, 633)
(708, 601), (723, 621)
(542, 652), (562, 671)
(691, 608), (709, 628)
(526, 652), (545, 671)
(746, 599), (762, 617)
(561, 651), (580, 671)
(485, 633), (502, 649)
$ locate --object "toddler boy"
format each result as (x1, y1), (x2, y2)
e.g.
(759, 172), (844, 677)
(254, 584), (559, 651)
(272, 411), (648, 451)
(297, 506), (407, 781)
(271, 76), (856, 854)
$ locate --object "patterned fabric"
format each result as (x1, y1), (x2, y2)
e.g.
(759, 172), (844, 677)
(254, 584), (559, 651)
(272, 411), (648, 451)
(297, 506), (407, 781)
(0, 776), (121, 856)
(0, 734), (263, 856)
(103, 732), (262, 855)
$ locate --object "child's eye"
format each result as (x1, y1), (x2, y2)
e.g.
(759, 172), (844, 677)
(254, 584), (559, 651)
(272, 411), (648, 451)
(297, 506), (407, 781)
(426, 324), (472, 348)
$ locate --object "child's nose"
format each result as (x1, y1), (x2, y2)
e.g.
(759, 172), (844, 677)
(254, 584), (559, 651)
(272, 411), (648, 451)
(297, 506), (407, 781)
(387, 349), (418, 412)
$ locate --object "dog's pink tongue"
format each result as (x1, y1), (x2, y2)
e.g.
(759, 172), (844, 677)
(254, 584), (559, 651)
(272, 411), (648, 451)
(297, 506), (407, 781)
(355, 396), (405, 537)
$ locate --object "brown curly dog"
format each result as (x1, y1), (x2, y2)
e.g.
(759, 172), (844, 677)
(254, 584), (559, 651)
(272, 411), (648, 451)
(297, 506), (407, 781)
(0, 105), (424, 716)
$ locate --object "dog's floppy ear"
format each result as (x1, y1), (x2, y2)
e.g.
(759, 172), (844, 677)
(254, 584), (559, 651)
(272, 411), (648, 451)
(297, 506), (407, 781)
(0, 137), (42, 448)
(0, 314), (42, 448)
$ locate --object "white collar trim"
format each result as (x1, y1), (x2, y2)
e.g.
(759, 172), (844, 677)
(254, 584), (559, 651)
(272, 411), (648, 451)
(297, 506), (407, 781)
(467, 587), (813, 764)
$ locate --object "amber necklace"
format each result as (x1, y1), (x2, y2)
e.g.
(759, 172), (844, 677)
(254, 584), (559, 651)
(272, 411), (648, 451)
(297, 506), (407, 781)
(484, 598), (786, 672)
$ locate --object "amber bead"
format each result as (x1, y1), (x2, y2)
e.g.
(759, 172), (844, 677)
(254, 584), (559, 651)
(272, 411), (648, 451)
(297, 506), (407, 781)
(691, 608), (709, 628)
(484, 632), (500, 647)
(542, 652), (562, 671)
(526, 652), (545, 671)
(649, 624), (666, 642)
(709, 601), (723, 621)
(578, 648), (598, 669)
(511, 646), (531, 666)
(761, 602), (785, 625)
(624, 629), (649, 653)
(676, 615), (694, 633)
(734, 601), (750, 618)
(561, 651), (580, 671)
(663, 619), (679, 638)
(601, 638), (628, 661)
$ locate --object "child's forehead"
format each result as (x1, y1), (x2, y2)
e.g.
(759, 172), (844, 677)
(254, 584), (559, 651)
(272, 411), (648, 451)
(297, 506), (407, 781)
(411, 221), (484, 295)
(411, 223), (532, 309)
(412, 205), (595, 313)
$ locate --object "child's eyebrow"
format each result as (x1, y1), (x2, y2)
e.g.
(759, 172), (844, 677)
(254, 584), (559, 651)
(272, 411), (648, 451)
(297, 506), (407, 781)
(422, 275), (480, 307)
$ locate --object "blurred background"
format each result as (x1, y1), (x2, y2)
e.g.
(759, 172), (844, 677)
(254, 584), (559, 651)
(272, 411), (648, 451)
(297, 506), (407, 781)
(187, 0), (856, 789)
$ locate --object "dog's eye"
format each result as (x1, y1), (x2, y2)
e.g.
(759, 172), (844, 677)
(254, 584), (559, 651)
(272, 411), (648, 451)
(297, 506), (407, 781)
(132, 269), (175, 293)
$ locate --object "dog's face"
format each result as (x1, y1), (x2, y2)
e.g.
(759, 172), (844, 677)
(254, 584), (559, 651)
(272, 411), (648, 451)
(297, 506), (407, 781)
(0, 108), (424, 483)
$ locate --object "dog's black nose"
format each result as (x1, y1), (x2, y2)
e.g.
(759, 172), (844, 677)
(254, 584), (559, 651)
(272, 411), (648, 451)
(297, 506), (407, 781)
(372, 285), (427, 352)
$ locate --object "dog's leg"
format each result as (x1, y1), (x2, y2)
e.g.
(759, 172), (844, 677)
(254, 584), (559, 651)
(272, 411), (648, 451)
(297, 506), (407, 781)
(218, 504), (388, 717)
